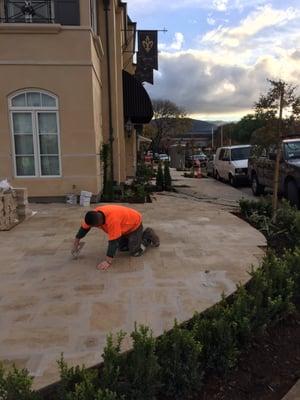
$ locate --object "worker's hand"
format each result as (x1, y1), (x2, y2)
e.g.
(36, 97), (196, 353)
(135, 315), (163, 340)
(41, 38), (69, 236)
(96, 260), (112, 271)
(73, 238), (80, 250)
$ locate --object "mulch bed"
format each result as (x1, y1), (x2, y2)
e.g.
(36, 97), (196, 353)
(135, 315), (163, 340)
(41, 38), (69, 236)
(194, 310), (300, 400)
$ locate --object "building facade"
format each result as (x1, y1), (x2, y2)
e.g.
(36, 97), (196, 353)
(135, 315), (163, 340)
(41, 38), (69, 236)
(0, 0), (152, 198)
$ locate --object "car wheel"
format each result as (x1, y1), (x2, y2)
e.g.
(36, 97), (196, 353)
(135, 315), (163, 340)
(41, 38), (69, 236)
(251, 173), (264, 196)
(229, 174), (237, 187)
(286, 180), (300, 208)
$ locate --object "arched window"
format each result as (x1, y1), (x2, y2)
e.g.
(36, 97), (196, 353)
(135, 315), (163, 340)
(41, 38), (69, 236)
(9, 90), (61, 177)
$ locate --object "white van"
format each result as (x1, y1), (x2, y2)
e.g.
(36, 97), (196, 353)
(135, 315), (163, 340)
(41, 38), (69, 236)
(214, 145), (251, 186)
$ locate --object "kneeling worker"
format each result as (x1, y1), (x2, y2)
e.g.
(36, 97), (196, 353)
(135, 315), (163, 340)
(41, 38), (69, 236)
(73, 204), (160, 270)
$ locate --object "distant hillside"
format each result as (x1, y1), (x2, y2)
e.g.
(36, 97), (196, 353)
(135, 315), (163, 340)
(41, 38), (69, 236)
(187, 118), (217, 133)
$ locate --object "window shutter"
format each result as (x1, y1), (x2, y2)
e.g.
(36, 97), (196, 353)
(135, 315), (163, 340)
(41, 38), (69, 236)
(54, 0), (80, 26)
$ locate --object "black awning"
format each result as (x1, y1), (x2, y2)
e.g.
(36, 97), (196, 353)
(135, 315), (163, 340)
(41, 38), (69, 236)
(122, 70), (153, 124)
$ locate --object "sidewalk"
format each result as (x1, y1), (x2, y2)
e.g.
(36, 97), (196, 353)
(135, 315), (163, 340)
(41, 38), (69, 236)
(171, 169), (254, 209)
(0, 192), (265, 389)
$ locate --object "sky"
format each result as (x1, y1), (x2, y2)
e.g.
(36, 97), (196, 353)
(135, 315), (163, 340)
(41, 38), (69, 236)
(126, 0), (300, 121)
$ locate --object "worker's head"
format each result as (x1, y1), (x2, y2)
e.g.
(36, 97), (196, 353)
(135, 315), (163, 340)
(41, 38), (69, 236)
(85, 211), (104, 227)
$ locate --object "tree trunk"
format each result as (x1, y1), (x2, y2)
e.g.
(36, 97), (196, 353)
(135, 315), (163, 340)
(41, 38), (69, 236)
(272, 89), (284, 221)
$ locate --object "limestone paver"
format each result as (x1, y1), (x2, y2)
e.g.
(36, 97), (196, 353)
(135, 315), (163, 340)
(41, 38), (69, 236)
(0, 194), (266, 389)
(282, 380), (300, 400)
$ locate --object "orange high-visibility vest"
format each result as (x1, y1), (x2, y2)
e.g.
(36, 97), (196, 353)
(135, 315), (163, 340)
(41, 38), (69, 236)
(81, 205), (142, 241)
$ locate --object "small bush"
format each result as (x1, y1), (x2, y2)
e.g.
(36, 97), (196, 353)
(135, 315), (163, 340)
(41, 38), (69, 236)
(65, 383), (120, 400)
(239, 197), (272, 219)
(239, 198), (300, 253)
(192, 305), (239, 374)
(123, 324), (160, 400)
(248, 253), (295, 329)
(57, 355), (98, 400)
(156, 163), (164, 191)
(0, 363), (39, 400)
(156, 321), (203, 399)
(136, 163), (154, 184)
(163, 162), (172, 191)
(101, 332), (126, 393)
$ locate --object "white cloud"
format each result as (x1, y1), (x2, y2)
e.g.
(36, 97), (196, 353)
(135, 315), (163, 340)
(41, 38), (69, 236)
(146, 49), (300, 117)
(170, 32), (185, 50)
(202, 4), (300, 48)
(159, 33), (185, 52)
(212, 0), (228, 12)
(207, 16), (216, 25)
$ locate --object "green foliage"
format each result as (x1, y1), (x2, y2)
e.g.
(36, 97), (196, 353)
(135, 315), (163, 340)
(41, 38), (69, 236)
(123, 324), (160, 400)
(156, 321), (203, 399)
(65, 383), (120, 400)
(239, 197), (300, 252)
(57, 355), (98, 400)
(155, 163), (164, 191)
(284, 248), (300, 303)
(101, 143), (114, 201)
(239, 197), (272, 219)
(192, 305), (239, 374)
(0, 364), (39, 400)
(101, 332), (125, 393)
(248, 253), (295, 328)
(231, 114), (265, 144)
(136, 163), (154, 185)
(163, 162), (172, 190)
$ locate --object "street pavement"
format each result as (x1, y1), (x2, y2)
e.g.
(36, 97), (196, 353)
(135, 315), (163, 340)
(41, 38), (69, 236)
(172, 169), (255, 209)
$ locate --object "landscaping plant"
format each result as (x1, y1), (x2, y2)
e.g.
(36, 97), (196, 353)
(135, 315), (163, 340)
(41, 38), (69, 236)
(155, 163), (164, 191)
(123, 324), (160, 400)
(0, 363), (40, 400)
(163, 162), (172, 191)
(156, 321), (203, 399)
(101, 332), (125, 394)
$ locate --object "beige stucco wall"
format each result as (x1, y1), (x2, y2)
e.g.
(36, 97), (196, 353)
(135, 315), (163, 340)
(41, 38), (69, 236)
(0, 25), (104, 197)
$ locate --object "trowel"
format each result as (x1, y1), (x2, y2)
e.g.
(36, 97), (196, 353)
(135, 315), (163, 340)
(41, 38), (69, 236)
(71, 242), (85, 259)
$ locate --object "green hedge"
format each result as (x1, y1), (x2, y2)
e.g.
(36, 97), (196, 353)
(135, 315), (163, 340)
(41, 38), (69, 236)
(1, 198), (300, 400)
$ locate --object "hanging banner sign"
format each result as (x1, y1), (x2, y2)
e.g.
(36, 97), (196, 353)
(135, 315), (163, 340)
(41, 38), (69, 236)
(135, 53), (154, 84)
(137, 30), (158, 70)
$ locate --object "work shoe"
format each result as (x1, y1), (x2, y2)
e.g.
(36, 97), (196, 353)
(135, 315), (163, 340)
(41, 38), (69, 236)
(143, 227), (160, 247)
(132, 244), (146, 257)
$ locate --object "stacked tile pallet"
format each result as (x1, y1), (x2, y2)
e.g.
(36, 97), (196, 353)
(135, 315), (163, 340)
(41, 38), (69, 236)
(0, 190), (18, 230)
(0, 188), (29, 231)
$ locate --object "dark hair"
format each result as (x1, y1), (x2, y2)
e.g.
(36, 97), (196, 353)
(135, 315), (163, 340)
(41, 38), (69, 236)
(85, 211), (102, 226)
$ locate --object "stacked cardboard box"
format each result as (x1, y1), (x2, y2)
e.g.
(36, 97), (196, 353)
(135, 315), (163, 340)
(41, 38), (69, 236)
(0, 190), (19, 230)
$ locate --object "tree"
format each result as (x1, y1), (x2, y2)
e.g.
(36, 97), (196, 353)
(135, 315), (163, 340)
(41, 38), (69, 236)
(149, 99), (191, 153)
(254, 79), (300, 217)
(231, 114), (265, 144)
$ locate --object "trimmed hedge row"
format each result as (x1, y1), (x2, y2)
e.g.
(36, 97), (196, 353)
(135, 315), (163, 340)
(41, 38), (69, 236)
(1, 199), (300, 400)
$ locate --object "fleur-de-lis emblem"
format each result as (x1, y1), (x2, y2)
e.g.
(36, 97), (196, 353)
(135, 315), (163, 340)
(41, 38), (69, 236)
(142, 35), (154, 53)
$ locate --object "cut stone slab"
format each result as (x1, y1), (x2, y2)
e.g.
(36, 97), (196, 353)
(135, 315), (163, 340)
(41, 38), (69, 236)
(0, 194), (266, 389)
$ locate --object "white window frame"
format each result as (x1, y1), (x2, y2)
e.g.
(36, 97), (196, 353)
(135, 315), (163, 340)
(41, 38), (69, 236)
(9, 90), (62, 178)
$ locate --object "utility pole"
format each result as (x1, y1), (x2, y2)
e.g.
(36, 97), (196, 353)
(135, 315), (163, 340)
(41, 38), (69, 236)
(211, 126), (214, 149)
(221, 125), (223, 147)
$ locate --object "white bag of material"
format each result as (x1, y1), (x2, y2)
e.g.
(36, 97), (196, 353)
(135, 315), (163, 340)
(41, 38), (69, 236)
(0, 179), (12, 192)
(80, 191), (92, 207)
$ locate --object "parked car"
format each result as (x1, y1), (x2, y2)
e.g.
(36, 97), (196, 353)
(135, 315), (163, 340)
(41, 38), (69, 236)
(185, 153), (207, 168)
(248, 138), (300, 207)
(206, 154), (216, 177)
(214, 145), (251, 186)
(158, 153), (170, 162)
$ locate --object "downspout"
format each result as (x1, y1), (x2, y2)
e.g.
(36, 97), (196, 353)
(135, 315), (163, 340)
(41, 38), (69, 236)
(103, 0), (114, 182)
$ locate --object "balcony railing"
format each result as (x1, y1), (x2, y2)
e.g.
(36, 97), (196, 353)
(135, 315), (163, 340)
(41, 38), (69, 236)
(1, 0), (54, 23)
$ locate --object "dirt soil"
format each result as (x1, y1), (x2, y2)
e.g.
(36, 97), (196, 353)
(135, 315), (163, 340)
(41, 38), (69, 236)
(195, 310), (300, 400)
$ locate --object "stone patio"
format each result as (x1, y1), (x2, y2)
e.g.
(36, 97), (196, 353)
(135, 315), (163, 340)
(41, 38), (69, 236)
(0, 194), (266, 389)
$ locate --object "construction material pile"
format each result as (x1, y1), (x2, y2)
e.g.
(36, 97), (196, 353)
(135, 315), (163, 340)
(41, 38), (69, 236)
(0, 180), (29, 231)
